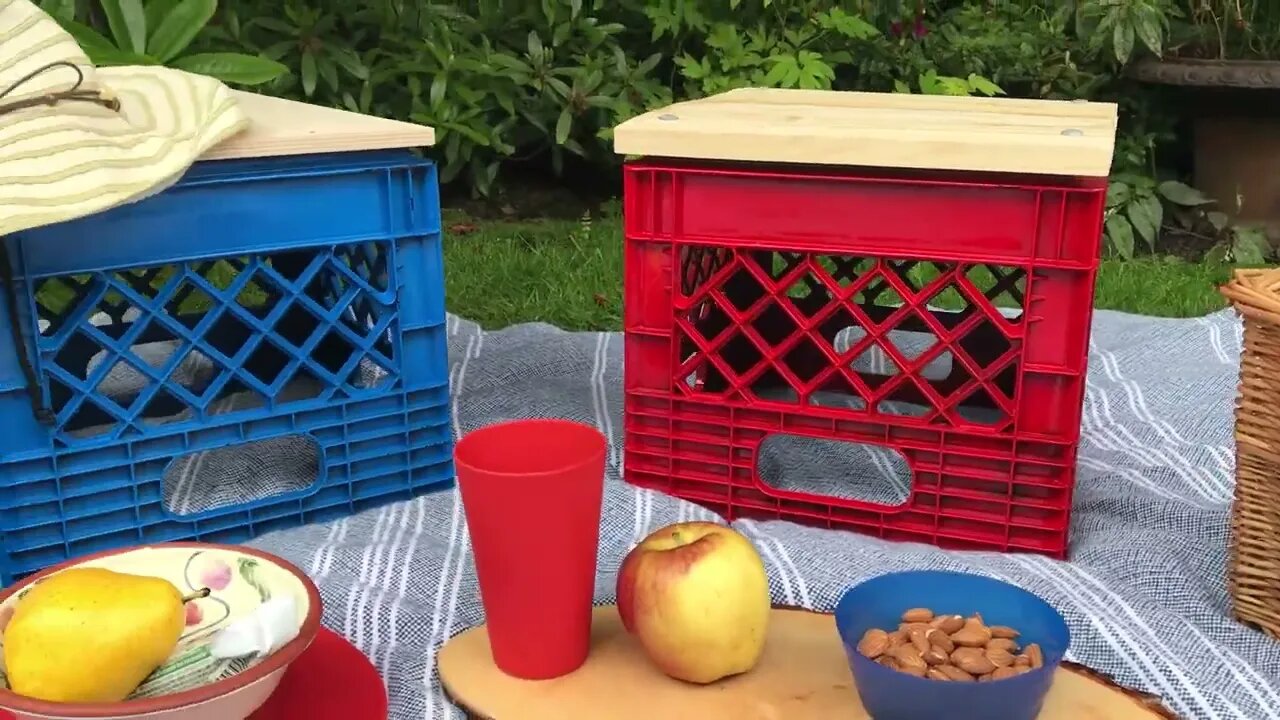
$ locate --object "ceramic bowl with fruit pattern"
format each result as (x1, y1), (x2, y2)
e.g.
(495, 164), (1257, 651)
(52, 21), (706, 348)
(0, 543), (322, 720)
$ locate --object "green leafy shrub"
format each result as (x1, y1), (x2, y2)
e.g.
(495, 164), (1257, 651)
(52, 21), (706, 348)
(41, 0), (287, 84)
(40, 0), (1265, 266)
(643, 1), (1012, 98)
(1066, 0), (1280, 62)
(191, 0), (673, 195)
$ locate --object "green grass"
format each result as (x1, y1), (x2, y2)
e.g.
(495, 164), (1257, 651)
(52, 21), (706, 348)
(443, 212), (1235, 331)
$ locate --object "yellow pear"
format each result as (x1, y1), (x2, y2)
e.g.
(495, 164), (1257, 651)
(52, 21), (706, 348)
(2, 567), (191, 704)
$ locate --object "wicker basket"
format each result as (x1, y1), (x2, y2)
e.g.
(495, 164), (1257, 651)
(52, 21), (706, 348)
(1221, 268), (1280, 640)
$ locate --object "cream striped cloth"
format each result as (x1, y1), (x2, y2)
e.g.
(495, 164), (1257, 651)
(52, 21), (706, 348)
(0, 0), (248, 237)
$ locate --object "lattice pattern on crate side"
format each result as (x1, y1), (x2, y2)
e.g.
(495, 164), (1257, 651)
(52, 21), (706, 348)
(673, 247), (1027, 431)
(0, 386), (453, 583)
(623, 394), (1075, 557)
(31, 241), (399, 446)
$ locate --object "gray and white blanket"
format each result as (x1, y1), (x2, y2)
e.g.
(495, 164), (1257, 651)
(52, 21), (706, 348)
(237, 308), (1280, 720)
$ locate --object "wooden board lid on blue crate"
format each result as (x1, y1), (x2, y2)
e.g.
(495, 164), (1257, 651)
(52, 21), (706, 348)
(203, 91), (436, 161)
(613, 88), (1118, 178)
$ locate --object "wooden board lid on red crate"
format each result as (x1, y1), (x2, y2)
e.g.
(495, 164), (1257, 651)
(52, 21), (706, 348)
(612, 88), (1118, 178)
(204, 91), (437, 161)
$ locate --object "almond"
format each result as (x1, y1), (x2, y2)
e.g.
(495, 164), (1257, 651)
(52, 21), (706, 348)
(891, 654), (928, 677)
(927, 628), (955, 653)
(951, 647), (996, 676)
(901, 608), (935, 623)
(988, 637), (1019, 654)
(866, 610), (1032, 682)
(930, 614), (965, 634)
(986, 647), (1015, 668)
(990, 625), (1020, 640)
(991, 666), (1021, 681)
(950, 619), (992, 648)
(923, 647), (950, 666)
(888, 629), (909, 649)
(909, 627), (932, 655)
(937, 664), (975, 682)
(890, 645), (928, 675)
(1024, 643), (1044, 670)
(857, 628), (890, 659)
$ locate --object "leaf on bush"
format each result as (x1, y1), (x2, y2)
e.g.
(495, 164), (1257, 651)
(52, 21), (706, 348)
(318, 56), (339, 92)
(101, 0), (148, 55)
(818, 8), (878, 39)
(328, 47), (369, 80)
(555, 108), (571, 145)
(59, 19), (146, 65)
(300, 52), (317, 96)
(147, 0), (216, 63)
(144, 0), (184, 37)
(251, 17), (297, 35)
(1157, 181), (1213, 206)
(967, 74), (1004, 97)
(546, 76), (571, 99)
(1232, 227), (1272, 266)
(38, 0), (76, 22)
(1112, 21), (1134, 64)
(1204, 243), (1231, 266)
(1106, 181), (1131, 208)
(1207, 211), (1230, 231)
(1105, 215), (1135, 260)
(1139, 194), (1163, 237)
(1126, 202), (1157, 249)
(430, 74), (447, 107)
(762, 56), (796, 87)
(1133, 6), (1163, 57)
(172, 53), (288, 85)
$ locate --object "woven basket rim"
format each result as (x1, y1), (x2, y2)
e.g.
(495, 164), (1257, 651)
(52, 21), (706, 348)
(1221, 267), (1280, 326)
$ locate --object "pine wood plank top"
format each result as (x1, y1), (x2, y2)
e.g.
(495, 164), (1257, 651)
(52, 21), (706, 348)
(202, 91), (436, 161)
(613, 88), (1118, 177)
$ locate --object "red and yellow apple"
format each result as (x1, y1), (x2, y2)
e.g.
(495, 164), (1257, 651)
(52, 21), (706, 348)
(615, 521), (772, 684)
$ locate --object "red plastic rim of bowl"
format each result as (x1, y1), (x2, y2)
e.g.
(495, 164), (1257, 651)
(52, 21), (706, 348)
(0, 542), (324, 718)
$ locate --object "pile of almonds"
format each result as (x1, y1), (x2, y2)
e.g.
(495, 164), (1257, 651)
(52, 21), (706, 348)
(856, 607), (1045, 682)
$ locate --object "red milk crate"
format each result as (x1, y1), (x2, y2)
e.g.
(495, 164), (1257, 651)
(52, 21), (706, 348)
(613, 89), (1118, 557)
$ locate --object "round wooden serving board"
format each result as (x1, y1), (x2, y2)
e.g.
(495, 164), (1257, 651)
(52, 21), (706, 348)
(439, 606), (1176, 720)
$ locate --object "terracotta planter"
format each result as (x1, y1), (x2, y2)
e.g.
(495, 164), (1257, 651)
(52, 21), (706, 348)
(1130, 58), (1280, 238)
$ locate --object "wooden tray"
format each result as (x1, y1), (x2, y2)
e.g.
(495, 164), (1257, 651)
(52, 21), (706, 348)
(439, 606), (1176, 719)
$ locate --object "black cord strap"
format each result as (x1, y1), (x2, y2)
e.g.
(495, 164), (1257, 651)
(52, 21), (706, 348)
(0, 61), (108, 427)
(0, 240), (54, 426)
(0, 60), (120, 117)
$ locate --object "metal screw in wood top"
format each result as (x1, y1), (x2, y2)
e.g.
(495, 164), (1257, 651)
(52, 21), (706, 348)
(658, 113), (679, 121)
(1061, 128), (1084, 137)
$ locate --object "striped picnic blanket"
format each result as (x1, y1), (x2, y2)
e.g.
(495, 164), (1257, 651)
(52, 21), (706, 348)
(238, 308), (1280, 720)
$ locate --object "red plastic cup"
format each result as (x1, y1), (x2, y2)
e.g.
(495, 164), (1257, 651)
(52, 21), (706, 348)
(454, 418), (607, 680)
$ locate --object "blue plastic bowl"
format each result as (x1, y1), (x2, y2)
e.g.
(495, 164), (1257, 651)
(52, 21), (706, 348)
(835, 570), (1070, 720)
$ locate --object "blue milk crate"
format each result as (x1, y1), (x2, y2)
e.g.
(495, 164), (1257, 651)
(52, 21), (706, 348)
(0, 150), (453, 584)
